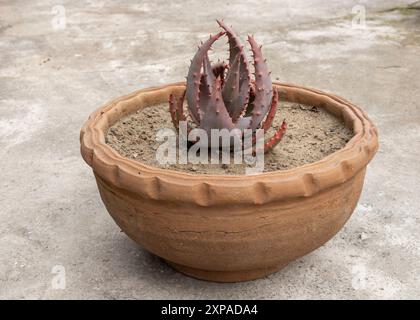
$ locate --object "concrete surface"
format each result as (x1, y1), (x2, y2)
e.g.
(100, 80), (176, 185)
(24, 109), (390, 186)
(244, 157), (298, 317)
(1, 0), (419, 299)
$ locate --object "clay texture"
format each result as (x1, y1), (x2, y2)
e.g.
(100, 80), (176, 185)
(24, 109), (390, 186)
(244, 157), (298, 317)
(80, 82), (378, 282)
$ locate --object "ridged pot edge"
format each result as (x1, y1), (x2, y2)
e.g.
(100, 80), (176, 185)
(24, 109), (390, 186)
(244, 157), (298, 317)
(80, 82), (378, 206)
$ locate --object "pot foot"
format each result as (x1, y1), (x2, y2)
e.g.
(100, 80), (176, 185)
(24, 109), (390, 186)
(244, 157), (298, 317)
(165, 260), (288, 283)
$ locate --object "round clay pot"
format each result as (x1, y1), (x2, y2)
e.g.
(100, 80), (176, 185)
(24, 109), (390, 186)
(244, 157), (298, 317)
(80, 82), (378, 282)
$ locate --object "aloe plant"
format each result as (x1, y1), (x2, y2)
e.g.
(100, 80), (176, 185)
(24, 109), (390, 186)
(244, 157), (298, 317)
(169, 20), (286, 153)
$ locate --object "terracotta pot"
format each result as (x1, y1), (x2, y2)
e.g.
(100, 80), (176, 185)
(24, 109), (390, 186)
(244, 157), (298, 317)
(80, 82), (378, 282)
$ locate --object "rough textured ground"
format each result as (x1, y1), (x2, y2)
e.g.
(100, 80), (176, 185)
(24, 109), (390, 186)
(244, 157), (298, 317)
(1, 0), (420, 299)
(106, 102), (353, 174)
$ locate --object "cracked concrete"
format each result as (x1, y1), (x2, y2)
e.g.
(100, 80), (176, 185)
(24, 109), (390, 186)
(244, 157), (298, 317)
(1, 0), (419, 299)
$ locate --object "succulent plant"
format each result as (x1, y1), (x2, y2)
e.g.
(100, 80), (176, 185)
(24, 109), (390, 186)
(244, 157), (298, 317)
(169, 20), (286, 153)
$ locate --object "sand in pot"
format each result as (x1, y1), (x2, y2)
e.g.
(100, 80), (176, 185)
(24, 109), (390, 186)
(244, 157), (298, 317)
(106, 102), (353, 175)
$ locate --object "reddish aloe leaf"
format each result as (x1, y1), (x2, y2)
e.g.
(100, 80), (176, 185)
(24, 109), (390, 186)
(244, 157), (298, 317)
(168, 93), (179, 130)
(261, 88), (278, 131)
(176, 90), (187, 122)
(221, 53), (240, 117)
(264, 120), (286, 153)
(247, 35), (273, 130)
(198, 53), (215, 116)
(216, 20), (244, 67)
(169, 91), (187, 131)
(244, 82), (256, 117)
(186, 31), (225, 125)
(202, 53), (215, 88)
(199, 76), (234, 134)
(217, 20), (251, 122)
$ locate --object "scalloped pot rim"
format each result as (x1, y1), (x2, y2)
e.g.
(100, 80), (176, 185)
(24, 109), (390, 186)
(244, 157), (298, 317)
(80, 82), (378, 206)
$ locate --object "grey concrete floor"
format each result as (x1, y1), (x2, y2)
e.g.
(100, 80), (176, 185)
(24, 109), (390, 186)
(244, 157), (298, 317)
(1, 0), (419, 299)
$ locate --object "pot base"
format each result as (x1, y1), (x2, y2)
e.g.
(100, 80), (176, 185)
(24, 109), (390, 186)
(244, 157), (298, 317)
(165, 260), (288, 283)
